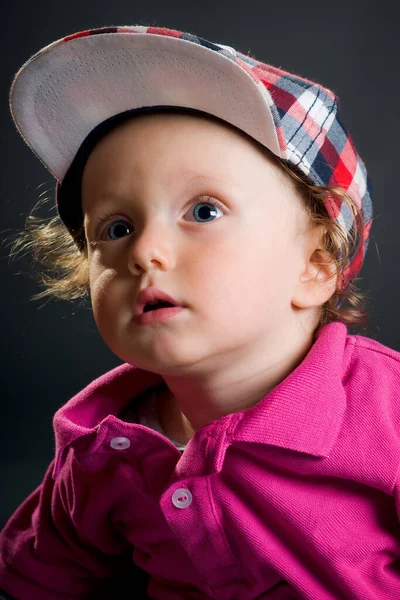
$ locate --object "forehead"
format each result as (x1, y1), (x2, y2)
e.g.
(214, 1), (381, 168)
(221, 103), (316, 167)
(80, 110), (297, 220)
(82, 109), (276, 173)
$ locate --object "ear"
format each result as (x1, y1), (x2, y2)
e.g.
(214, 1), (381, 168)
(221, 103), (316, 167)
(292, 243), (338, 310)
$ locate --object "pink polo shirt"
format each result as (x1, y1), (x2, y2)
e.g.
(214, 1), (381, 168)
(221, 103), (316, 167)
(1, 321), (400, 599)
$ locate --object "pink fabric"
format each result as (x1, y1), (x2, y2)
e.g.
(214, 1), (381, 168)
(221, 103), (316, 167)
(1, 321), (400, 599)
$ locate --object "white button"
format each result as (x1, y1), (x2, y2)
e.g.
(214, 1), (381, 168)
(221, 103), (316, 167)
(172, 488), (192, 509)
(110, 437), (131, 450)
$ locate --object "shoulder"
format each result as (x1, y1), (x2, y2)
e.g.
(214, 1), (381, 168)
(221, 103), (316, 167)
(345, 330), (400, 378)
(343, 330), (400, 441)
(329, 329), (400, 489)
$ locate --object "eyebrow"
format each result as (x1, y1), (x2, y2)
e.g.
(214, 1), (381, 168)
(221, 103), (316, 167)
(83, 172), (236, 216)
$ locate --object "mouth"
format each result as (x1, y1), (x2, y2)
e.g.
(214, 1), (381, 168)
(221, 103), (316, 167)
(143, 300), (175, 313)
(133, 304), (185, 325)
(135, 287), (184, 316)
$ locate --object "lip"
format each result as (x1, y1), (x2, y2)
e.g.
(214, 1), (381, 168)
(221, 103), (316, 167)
(133, 305), (185, 325)
(134, 286), (184, 316)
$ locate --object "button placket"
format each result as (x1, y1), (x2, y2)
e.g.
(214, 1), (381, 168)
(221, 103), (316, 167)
(160, 475), (242, 588)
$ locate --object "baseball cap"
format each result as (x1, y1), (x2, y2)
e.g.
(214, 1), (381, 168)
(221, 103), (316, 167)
(8, 25), (373, 288)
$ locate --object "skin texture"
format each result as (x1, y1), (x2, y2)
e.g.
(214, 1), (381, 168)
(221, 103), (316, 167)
(81, 111), (337, 444)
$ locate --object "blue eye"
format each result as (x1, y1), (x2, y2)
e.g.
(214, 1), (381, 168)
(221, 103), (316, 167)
(104, 220), (133, 241)
(98, 197), (225, 241)
(189, 199), (224, 223)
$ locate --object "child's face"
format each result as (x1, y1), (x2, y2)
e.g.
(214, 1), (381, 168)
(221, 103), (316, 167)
(81, 112), (320, 374)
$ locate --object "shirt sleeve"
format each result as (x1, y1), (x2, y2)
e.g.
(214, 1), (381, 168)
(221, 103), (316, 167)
(391, 464), (400, 577)
(395, 463), (400, 523)
(0, 459), (149, 600)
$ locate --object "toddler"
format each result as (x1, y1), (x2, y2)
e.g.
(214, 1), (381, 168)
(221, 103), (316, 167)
(1, 24), (399, 600)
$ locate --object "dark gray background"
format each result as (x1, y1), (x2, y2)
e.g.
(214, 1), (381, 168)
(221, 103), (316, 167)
(1, 0), (398, 528)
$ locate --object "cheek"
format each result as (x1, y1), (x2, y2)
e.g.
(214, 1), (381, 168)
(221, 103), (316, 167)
(185, 233), (273, 312)
(207, 229), (292, 315)
(185, 237), (241, 300)
(88, 266), (121, 326)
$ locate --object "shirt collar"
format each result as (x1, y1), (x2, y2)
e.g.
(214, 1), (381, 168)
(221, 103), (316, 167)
(52, 322), (349, 479)
(232, 321), (348, 456)
(52, 364), (166, 479)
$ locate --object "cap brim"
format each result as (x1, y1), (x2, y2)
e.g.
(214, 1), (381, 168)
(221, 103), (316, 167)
(9, 29), (280, 182)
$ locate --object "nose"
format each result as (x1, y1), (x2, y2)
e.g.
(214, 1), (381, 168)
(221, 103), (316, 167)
(127, 220), (174, 275)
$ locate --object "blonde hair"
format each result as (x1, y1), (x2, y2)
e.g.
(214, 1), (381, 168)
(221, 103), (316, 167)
(3, 147), (371, 336)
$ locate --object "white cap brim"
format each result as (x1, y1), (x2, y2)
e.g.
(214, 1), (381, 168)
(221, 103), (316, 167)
(9, 30), (281, 181)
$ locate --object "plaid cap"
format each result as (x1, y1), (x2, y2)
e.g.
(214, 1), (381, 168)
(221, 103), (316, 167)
(9, 25), (373, 290)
